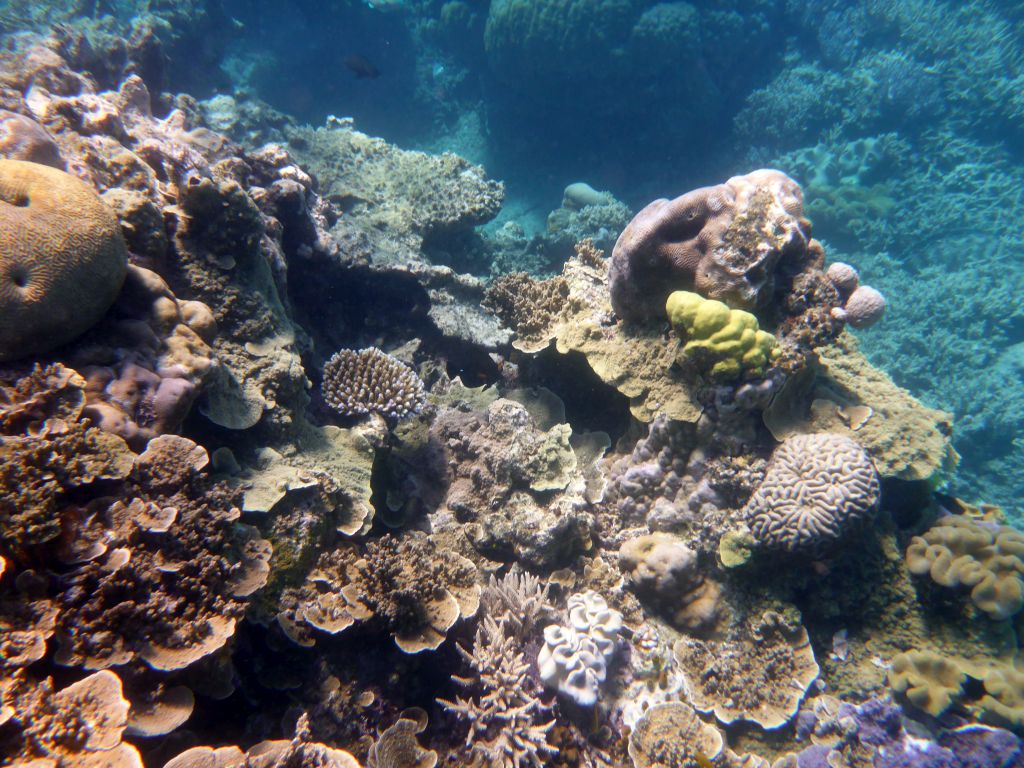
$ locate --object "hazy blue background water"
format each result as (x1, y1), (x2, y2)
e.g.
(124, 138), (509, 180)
(4, 0), (1023, 516)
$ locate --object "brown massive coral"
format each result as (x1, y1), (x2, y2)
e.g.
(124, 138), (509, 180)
(609, 169), (812, 322)
(0, 158), (128, 361)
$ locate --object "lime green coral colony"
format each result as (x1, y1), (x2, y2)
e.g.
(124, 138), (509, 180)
(665, 290), (779, 378)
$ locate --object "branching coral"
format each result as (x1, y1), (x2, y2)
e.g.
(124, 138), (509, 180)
(906, 515), (1024, 620)
(483, 271), (570, 353)
(745, 432), (880, 553)
(279, 533), (480, 653)
(321, 347), (427, 421)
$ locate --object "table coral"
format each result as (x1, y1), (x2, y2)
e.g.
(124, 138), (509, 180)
(321, 347), (427, 421)
(666, 290), (779, 379)
(906, 515), (1024, 620)
(745, 432), (880, 554)
(0, 158), (128, 361)
(609, 169), (809, 323)
(674, 612), (820, 729)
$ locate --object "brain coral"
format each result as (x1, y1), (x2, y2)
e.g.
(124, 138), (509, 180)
(321, 347), (427, 421)
(906, 515), (1024, 620)
(745, 432), (880, 553)
(0, 159), (128, 361)
(610, 169), (808, 323)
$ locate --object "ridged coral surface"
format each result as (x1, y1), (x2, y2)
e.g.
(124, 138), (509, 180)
(746, 432), (880, 552)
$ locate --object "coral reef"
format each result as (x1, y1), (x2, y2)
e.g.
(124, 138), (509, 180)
(906, 514), (1024, 620)
(0, 158), (127, 361)
(627, 701), (724, 768)
(321, 347), (427, 421)
(745, 432), (880, 554)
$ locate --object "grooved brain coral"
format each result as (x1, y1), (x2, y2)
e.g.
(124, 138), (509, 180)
(906, 515), (1024, 620)
(745, 432), (880, 553)
(0, 159), (128, 361)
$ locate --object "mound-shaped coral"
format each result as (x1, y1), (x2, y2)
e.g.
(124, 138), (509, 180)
(745, 432), (880, 553)
(610, 169), (809, 323)
(674, 612), (819, 729)
(628, 701), (724, 768)
(322, 347), (426, 421)
(666, 289), (779, 379)
(0, 158), (128, 361)
(279, 533), (480, 654)
(906, 515), (1024, 620)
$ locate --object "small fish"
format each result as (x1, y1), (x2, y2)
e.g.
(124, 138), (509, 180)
(344, 54), (381, 80)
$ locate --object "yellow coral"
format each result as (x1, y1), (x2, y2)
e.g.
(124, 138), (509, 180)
(666, 290), (778, 378)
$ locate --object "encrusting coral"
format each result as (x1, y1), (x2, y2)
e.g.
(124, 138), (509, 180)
(278, 533), (480, 653)
(321, 347), (427, 421)
(627, 701), (725, 768)
(674, 611), (820, 729)
(666, 290), (779, 379)
(745, 432), (880, 553)
(906, 514), (1024, 620)
(0, 158), (128, 361)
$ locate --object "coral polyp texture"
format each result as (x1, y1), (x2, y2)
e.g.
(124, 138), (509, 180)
(627, 701), (724, 768)
(321, 347), (427, 420)
(666, 289), (779, 378)
(609, 168), (808, 322)
(745, 432), (881, 553)
(906, 514), (1024, 620)
(0, 158), (128, 361)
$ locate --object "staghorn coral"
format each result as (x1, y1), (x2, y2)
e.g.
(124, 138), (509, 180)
(666, 290), (779, 379)
(906, 515), (1024, 620)
(480, 566), (556, 639)
(674, 612), (820, 730)
(627, 701), (724, 768)
(0, 669), (143, 767)
(0, 158), (128, 362)
(745, 432), (880, 554)
(439, 613), (556, 768)
(321, 347), (427, 421)
(279, 533), (480, 654)
(609, 169), (810, 323)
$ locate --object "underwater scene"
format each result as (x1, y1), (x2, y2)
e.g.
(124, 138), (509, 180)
(1, 0), (1023, 766)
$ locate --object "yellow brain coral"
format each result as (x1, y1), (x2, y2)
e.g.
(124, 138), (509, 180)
(666, 290), (778, 378)
(0, 159), (127, 361)
(906, 515), (1024, 620)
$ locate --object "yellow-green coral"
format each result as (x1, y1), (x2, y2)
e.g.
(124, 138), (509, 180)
(666, 290), (778, 378)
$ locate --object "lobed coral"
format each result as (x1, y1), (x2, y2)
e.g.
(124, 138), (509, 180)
(0, 158), (128, 362)
(906, 514), (1024, 620)
(627, 701), (724, 768)
(666, 290), (779, 379)
(321, 347), (427, 421)
(745, 432), (880, 554)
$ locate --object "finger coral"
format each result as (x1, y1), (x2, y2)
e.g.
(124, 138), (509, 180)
(666, 290), (779, 379)
(906, 515), (1024, 620)
(745, 432), (880, 553)
(322, 347), (427, 421)
(0, 158), (128, 361)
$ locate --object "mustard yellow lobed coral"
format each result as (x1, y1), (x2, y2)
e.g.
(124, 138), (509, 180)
(666, 290), (779, 379)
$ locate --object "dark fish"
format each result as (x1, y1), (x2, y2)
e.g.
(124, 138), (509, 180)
(344, 54), (380, 80)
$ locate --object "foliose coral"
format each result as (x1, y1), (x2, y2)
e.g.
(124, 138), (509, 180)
(906, 515), (1024, 620)
(538, 590), (622, 707)
(745, 432), (880, 553)
(0, 158), (128, 361)
(321, 347), (427, 421)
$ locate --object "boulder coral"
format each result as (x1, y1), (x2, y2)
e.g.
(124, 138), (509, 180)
(906, 514), (1024, 620)
(745, 432), (880, 553)
(0, 158), (128, 361)
(610, 169), (809, 323)
(666, 289), (779, 378)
